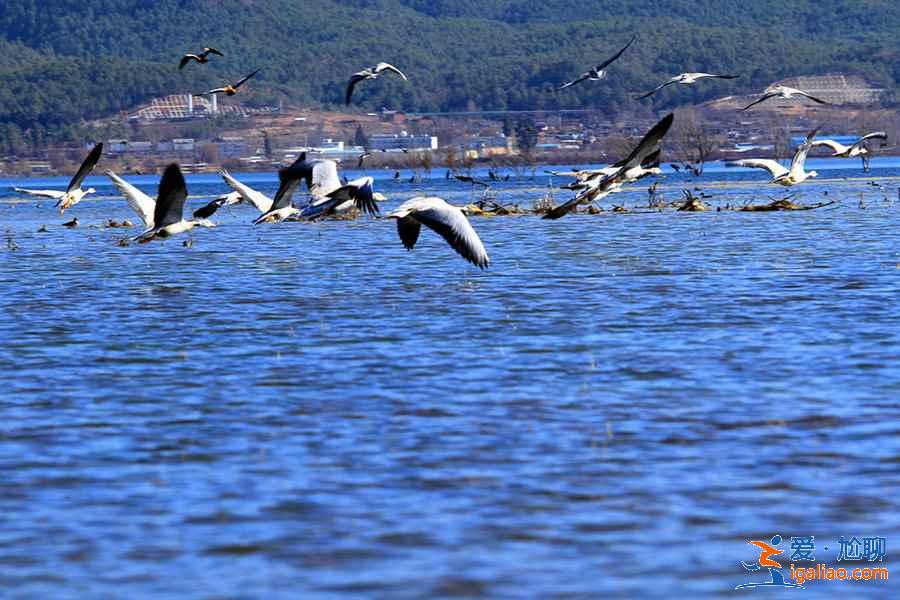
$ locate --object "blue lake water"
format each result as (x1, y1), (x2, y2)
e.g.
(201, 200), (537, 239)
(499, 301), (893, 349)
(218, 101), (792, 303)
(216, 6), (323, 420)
(1, 159), (898, 597)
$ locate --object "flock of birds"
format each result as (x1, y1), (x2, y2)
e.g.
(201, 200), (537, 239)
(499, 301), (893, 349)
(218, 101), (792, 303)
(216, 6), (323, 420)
(7, 38), (891, 269)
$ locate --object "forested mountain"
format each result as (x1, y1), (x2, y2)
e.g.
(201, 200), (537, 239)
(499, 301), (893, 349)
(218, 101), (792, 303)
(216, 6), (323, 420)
(1, 0), (899, 145)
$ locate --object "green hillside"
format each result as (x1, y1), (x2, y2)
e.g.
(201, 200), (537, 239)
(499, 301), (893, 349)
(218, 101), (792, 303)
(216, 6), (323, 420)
(1, 0), (899, 146)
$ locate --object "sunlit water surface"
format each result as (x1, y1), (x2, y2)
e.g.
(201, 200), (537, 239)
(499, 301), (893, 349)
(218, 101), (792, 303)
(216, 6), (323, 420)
(1, 159), (898, 598)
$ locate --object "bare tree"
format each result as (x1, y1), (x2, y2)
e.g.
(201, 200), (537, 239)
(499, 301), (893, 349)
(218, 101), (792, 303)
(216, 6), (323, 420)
(671, 108), (715, 175)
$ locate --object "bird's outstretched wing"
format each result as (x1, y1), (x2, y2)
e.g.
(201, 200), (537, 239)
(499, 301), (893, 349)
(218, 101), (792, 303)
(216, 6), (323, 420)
(810, 139), (846, 154)
(851, 131), (887, 152)
(617, 113), (674, 172)
(557, 73), (589, 91)
(107, 171), (155, 227)
(726, 159), (789, 178)
(796, 90), (829, 105)
(789, 128), (818, 179)
(205, 47), (224, 57)
(179, 55), (197, 69)
(594, 34), (637, 72)
(153, 164), (188, 228)
(741, 93), (778, 111)
(221, 170), (273, 213)
(335, 177), (379, 215)
(306, 160), (342, 197)
(396, 198), (490, 268)
(375, 62), (408, 80)
(636, 78), (676, 100)
(192, 197), (226, 219)
(396, 217), (421, 251)
(13, 187), (65, 199)
(698, 73), (739, 80)
(67, 143), (103, 192)
(542, 175), (619, 220)
(345, 73), (368, 105)
(233, 68), (261, 89)
(267, 153), (311, 212)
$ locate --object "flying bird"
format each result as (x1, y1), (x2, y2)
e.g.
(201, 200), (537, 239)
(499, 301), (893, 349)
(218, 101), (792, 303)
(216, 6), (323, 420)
(252, 153), (328, 224)
(741, 85), (829, 111)
(556, 35), (636, 91)
(636, 72), (738, 100)
(387, 197), (490, 268)
(195, 68), (261, 97)
(299, 177), (379, 220)
(566, 150), (663, 192)
(543, 113), (674, 219)
(133, 164), (213, 242)
(108, 170), (217, 230)
(15, 143), (103, 214)
(555, 149), (662, 191)
(346, 62), (408, 105)
(726, 128), (820, 186)
(179, 47), (224, 69)
(269, 153), (380, 219)
(811, 132), (887, 158)
(812, 131), (887, 172)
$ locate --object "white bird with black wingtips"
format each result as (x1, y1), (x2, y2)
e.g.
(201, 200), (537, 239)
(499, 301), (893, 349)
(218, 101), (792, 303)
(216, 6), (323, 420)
(812, 131), (887, 171)
(726, 128), (820, 186)
(543, 113), (674, 219)
(15, 143), (103, 214)
(346, 62), (408, 105)
(299, 176), (379, 220)
(252, 154), (314, 224)
(742, 85), (829, 111)
(811, 132), (887, 158)
(108, 170), (216, 229)
(134, 164), (212, 242)
(387, 197), (490, 268)
(636, 72), (739, 100)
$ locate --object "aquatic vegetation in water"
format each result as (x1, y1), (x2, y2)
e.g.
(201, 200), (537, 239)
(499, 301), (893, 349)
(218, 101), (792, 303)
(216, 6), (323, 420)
(677, 190), (708, 211)
(740, 198), (835, 212)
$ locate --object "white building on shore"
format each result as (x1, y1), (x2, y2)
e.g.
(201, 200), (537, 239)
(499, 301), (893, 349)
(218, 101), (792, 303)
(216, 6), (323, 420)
(368, 132), (438, 152)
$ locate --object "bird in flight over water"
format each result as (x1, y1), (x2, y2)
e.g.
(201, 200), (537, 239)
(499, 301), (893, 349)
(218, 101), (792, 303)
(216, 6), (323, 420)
(15, 143), (103, 214)
(388, 197), (490, 268)
(726, 128), (821, 186)
(134, 164), (215, 242)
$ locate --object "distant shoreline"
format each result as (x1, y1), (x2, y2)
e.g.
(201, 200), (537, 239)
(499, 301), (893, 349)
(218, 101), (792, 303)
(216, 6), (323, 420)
(3, 152), (900, 182)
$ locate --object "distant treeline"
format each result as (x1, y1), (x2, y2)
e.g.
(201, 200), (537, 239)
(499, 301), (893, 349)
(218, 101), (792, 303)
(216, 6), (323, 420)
(1, 0), (899, 149)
